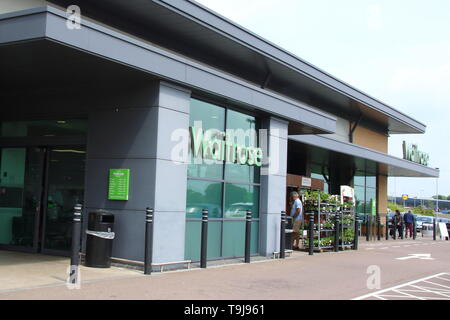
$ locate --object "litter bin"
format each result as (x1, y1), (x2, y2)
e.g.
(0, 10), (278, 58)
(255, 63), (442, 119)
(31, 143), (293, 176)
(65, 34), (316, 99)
(285, 216), (293, 250)
(85, 210), (115, 268)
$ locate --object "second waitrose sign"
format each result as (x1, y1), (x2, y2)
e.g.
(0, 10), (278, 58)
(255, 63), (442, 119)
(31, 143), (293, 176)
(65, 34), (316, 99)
(190, 126), (263, 166)
(402, 141), (429, 166)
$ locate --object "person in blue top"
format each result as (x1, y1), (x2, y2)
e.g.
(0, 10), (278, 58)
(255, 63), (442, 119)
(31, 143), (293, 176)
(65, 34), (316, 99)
(403, 210), (415, 238)
(289, 191), (303, 250)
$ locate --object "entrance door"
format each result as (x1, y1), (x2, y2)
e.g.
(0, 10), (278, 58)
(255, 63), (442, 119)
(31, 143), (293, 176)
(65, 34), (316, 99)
(0, 146), (85, 255)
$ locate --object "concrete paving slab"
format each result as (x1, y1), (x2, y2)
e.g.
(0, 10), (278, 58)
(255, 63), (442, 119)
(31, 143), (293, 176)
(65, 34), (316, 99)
(0, 251), (141, 293)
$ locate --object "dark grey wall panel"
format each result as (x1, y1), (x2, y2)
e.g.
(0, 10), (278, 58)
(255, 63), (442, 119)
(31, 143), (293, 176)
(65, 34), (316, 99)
(87, 107), (159, 159)
(84, 158), (156, 211)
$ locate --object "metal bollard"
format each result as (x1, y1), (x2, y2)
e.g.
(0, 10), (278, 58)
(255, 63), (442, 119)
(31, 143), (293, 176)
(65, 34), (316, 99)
(433, 217), (436, 241)
(70, 203), (83, 284)
(413, 215), (417, 240)
(244, 210), (252, 263)
(366, 214), (370, 242)
(308, 214), (314, 256)
(200, 209), (209, 268)
(280, 211), (286, 259)
(377, 215), (381, 241)
(144, 208), (154, 275)
(386, 215), (389, 240)
(393, 215), (397, 240)
(334, 213), (340, 252)
(353, 219), (359, 250)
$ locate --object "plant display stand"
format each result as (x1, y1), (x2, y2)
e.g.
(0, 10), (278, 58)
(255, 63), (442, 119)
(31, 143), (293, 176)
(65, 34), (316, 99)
(301, 191), (355, 252)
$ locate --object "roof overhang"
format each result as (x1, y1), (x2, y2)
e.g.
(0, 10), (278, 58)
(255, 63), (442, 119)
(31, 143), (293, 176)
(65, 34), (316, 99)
(289, 134), (439, 178)
(45, 0), (426, 134)
(0, 6), (335, 135)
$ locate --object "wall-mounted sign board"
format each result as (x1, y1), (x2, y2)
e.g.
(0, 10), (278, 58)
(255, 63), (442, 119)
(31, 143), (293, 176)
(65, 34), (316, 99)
(403, 141), (429, 166)
(108, 169), (130, 200)
(301, 177), (312, 187)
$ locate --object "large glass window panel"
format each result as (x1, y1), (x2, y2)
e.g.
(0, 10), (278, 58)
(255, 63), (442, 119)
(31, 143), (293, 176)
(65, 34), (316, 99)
(186, 180), (222, 218)
(189, 99), (225, 131)
(187, 154), (224, 179)
(188, 99), (225, 180)
(184, 220), (222, 261)
(311, 172), (329, 194)
(224, 163), (260, 184)
(0, 119), (87, 137)
(224, 109), (259, 183)
(222, 220), (245, 258)
(365, 188), (377, 214)
(0, 147), (45, 248)
(354, 185), (365, 214)
(224, 183), (259, 218)
(354, 171), (366, 187)
(366, 175), (376, 189)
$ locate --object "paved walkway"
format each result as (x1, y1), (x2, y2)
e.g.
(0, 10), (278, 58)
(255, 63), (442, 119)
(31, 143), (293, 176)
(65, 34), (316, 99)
(1, 237), (449, 300)
(0, 251), (140, 293)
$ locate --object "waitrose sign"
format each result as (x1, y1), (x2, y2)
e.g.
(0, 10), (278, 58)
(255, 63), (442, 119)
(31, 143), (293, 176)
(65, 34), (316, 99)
(190, 126), (263, 166)
(402, 141), (429, 166)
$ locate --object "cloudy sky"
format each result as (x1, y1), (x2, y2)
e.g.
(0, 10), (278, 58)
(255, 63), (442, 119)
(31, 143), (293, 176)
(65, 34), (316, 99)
(196, 0), (450, 199)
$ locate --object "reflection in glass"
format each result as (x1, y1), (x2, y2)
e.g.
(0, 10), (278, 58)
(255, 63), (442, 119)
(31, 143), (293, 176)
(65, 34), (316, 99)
(188, 99), (225, 180)
(186, 180), (222, 218)
(184, 220), (222, 261)
(224, 183), (259, 218)
(0, 147), (44, 248)
(353, 170), (365, 187)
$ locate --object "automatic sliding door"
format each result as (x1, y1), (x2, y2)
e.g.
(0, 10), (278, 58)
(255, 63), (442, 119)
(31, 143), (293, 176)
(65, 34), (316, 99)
(41, 147), (85, 254)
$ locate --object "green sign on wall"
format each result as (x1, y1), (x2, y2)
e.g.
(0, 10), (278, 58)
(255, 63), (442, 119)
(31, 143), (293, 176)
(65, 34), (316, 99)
(371, 199), (377, 217)
(108, 169), (130, 200)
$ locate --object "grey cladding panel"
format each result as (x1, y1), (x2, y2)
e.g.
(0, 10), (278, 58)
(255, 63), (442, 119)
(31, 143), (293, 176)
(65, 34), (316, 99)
(87, 108), (158, 159)
(84, 158), (156, 211)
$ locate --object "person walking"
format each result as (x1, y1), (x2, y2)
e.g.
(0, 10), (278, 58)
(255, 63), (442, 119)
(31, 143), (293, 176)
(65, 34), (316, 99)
(404, 210), (415, 238)
(394, 210), (403, 239)
(289, 191), (303, 250)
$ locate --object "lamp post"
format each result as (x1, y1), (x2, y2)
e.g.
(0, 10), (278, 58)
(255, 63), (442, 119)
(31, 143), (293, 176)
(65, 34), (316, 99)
(435, 169), (440, 214)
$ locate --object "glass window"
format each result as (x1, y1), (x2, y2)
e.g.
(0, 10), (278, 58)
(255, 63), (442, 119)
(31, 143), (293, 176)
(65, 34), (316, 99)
(187, 154), (223, 180)
(224, 183), (259, 218)
(189, 99), (225, 131)
(186, 99), (261, 261)
(366, 175), (376, 189)
(354, 171), (365, 187)
(354, 185), (365, 214)
(222, 220), (245, 258)
(184, 220), (222, 261)
(311, 172), (329, 194)
(0, 119), (87, 137)
(188, 99), (225, 180)
(186, 180), (222, 218)
(366, 188), (376, 214)
(224, 109), (259, 184)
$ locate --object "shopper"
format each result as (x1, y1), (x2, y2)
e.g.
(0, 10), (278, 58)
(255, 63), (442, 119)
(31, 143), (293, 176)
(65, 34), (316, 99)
(290, 191), (303, 250)
(404, 210), (414, 238)
(394, 210), (403, 239)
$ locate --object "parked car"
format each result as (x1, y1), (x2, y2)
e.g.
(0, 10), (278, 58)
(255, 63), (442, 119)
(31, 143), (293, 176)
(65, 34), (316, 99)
(415, 215), (434, 232)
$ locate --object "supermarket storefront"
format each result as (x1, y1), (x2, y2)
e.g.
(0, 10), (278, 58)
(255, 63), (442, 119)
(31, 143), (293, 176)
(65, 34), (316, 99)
(0, 2), (439, 265)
